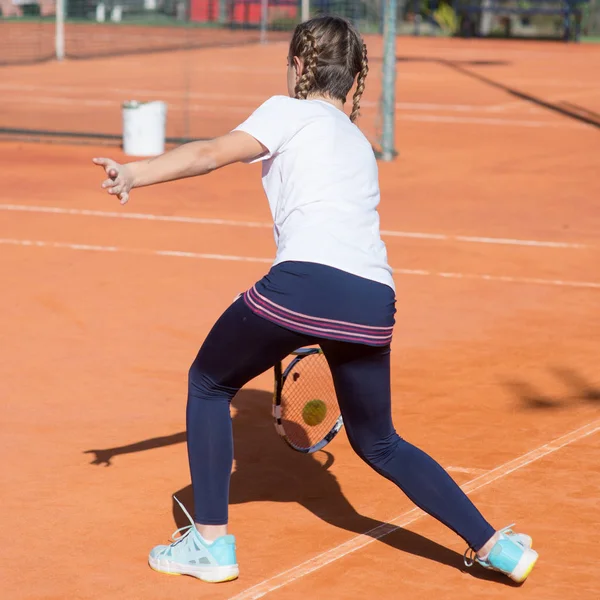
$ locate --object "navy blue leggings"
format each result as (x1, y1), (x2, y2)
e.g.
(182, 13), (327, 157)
(187, 298), (495, 551)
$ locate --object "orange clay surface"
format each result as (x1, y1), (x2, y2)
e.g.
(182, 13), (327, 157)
(1, 35), (600, 600)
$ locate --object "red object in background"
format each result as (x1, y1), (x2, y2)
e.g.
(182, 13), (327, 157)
(188, 0), (297, 24)
(189, 0), (217, 22)
(232, 2), (298, 24)
(232, 2), (260, 23)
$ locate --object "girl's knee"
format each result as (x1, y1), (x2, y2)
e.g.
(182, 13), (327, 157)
(350, 430), (404, 466)
(188, 363), (239, 402)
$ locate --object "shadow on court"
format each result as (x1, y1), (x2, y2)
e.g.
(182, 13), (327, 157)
(370, 54), (600, 130)
(396, 57), (509, 67)
(504, 367), (600, 411)
(438, 59), (600, 129)
(83, 388), (515, 585)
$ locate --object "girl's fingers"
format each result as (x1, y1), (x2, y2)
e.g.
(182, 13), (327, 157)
(93, 157), (114, 170)
(108, 184), (123, 195)
(93, 158), (120, 178)
(94, 157), (129, 204)
(102, 177), (120, 189)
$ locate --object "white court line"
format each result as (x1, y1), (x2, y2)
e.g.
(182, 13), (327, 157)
(3, 83), (505, 111)
(429, 270), (600, 289)
(446, 466), (488, 475)
(0, 238), (273, 263)
(1, 94), (575, 127)
(0, 204), (588, 249)
(399, 113), (587, 129)
(2, 81), (597, 119)
(0, 82), (556, 115)
(2, 238), (599, 290)
(228, 418), (600, 600)
(2, 95), (573, 127)
(0, 83), (501, 110)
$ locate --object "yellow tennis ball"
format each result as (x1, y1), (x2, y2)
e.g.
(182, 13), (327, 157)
(302, 399), (327, 427)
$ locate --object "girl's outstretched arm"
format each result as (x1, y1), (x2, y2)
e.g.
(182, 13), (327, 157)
(92, 131), (266, 205)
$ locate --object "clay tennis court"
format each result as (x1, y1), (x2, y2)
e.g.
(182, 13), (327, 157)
(1, 33), (599, 600)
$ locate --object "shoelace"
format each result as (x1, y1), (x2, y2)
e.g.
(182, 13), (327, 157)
(463, 523), (518, 568)
(170, 525), (194, 543)
(157, 496), (197, 555)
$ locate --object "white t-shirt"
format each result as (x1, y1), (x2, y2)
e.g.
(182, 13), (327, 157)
(234, 95), (395, 291)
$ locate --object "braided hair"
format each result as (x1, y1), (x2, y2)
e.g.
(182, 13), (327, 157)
(349, 42), (368, 123)
(294, 29), (319, 100)
(289, 16), (368, 124)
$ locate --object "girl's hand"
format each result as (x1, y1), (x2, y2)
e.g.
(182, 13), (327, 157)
(93, 157), (134, 205)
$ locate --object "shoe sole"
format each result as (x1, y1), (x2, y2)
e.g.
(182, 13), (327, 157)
(148, 556), (239, 583)
(509, 547), (538, 583)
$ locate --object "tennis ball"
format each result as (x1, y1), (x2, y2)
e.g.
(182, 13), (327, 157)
(302, 399), (327, 427)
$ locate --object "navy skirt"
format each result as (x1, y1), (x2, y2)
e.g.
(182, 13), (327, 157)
(243, 261), (396, 346)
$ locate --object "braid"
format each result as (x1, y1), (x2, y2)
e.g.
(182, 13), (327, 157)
(294, 29), (319, 100)
(349, 42), (368, 123)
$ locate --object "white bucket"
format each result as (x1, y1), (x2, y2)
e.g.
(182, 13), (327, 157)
(95, 3), (106, 22)
(122, 100), (167, 157)
(110, 5), (123, 22)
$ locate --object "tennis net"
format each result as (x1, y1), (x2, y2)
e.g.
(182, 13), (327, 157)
(1, 0), (397, 159)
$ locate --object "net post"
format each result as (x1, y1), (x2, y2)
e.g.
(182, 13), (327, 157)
(55, 0), (65, 61)
(301, 0), (309, 22)
(260, 0), (268, 44)
(379, 0), (398, 161)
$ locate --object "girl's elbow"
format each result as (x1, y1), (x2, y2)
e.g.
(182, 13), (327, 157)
(204, 154), (219, 174)
(194, 142), (219, 174)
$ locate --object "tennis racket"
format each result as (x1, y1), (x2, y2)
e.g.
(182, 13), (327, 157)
(273, 347), (344, 453)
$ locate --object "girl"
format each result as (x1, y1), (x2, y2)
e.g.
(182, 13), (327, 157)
(93, 16), (538, 586)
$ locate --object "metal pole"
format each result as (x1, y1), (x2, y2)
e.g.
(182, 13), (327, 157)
(55, 0), (65, 61)
(301, 0), (309, 22)
(380, 0), (397, 161)
(260, 0), (268, 44)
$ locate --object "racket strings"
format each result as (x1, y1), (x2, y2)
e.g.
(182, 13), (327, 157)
(280, 353), (339, 449)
